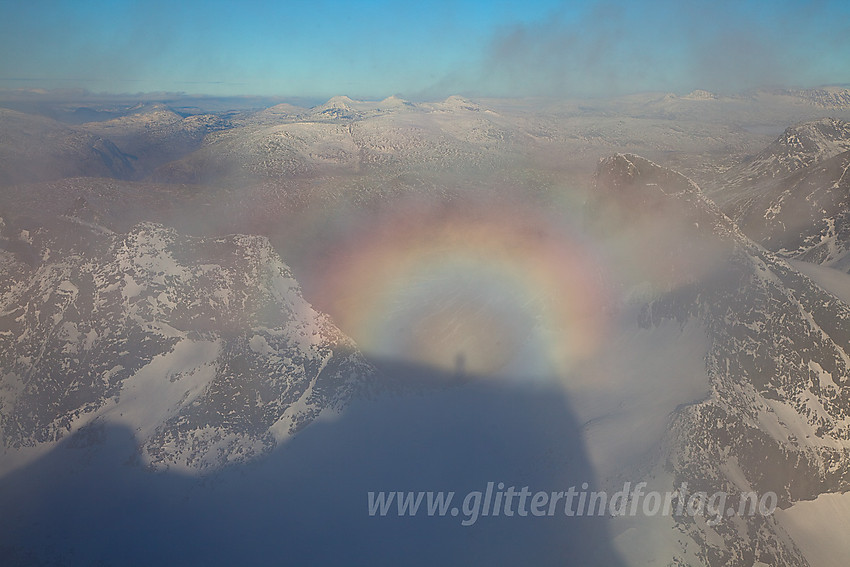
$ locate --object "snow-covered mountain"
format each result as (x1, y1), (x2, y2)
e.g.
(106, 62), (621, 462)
(588, 154), (850, 566)
(150, 95), (525, 188)
(0, 108), (134, 184)
(0, 215), (374, 474)
(709, 119), (850, 267)
(779, 87), (850, 109)
(715, 118), (850, 191)
(79, 103), (230, 178)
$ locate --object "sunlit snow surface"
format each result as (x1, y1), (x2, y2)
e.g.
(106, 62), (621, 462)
(776, 492), (850, 567)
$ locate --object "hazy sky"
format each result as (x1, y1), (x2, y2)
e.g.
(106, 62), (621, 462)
(1, 0), (848, 99)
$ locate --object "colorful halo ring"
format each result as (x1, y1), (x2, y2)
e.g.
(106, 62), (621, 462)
(311, 201), (610, 379)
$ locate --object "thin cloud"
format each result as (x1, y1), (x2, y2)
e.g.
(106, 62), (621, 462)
(425, 0), (850, 98)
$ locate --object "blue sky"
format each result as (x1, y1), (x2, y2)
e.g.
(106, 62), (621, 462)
(1, 0), (848, 99)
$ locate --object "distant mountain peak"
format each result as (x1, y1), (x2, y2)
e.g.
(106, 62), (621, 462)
(717, 117), (850, 191)
(377, 95), (414, 109)
(311, 95), (365, 120)
(322, 95), (356, 109)
(681, 89), (718, 100)
(256, 102), (306, 116)
(439, 95), (483, 112)
(786, 86), (850, 108)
